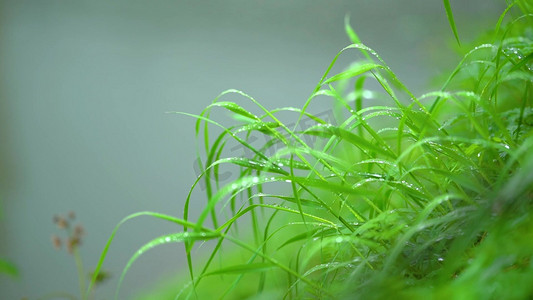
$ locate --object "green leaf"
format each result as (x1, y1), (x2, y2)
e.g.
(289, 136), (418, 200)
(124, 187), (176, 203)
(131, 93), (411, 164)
(324, 63), (383, 84)
(0, 259), (17, 277)
(213, 157), (287, 174)
(203, 263), (276, 276)
(277, 228), (322, 250)
(509, 52), (533, 73)
(117, 232), (220, 299)
(305, 124), (396, 158)
(87, 211), (201, 297)
(344, 14), (361, 45)
(345, 15), (372, 61)
(443, 0), (461, 46)
(258, 194), (322, 208)
(209, 101), (258, 121)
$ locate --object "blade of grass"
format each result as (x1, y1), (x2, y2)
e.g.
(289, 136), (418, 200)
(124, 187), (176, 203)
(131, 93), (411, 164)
(443, 0), (461, 46)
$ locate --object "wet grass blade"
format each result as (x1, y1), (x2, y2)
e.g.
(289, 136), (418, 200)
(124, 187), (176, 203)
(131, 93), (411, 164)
(116, 232), (220, 299)
(87, 212), (200, 297)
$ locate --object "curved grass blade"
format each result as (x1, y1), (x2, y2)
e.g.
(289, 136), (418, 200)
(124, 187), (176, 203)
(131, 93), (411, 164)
(324, 63), (384, 84)
(304, 124), (396, 158)
(344, 15), (372, 61)
(217, 203), (337, 232)
(257, 193), (323, 208)
(116, 232), (220, 299)
(208, 101), (259, 121)
(443, 0), (461, 46)
(86, 211), (199, 297)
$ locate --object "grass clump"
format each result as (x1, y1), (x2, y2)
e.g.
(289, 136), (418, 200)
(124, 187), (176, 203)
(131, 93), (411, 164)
(90, 1), (533, 299)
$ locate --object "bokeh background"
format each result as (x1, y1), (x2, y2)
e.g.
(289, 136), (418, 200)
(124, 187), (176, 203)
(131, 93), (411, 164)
(0, 0), (505, 298)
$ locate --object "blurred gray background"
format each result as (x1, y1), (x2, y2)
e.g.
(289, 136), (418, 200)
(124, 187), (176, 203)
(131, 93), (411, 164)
(0, 0), (504, 298)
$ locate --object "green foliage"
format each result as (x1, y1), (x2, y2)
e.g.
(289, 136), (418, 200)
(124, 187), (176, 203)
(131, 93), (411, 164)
(92, 1), (533, 299)
(0, 197), (17, 278)
(0, 258), (18, 277)
(443, 0), (461, 46)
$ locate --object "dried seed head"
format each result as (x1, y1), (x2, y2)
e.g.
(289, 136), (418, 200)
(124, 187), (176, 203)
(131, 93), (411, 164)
(54, 215), (68, 229)
(51, 234), (62, 250)
(66, 236), (81, 254)
(68, 211), (76, 220)
(91, 270), (111, 285)
(74, 224), (85, 238)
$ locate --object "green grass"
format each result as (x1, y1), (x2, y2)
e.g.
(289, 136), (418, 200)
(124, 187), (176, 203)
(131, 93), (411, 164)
(0, 199), (17, 278)
(89, 1), (533, 299)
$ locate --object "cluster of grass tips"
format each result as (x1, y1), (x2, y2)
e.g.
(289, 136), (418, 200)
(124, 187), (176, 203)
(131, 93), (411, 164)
(89, 1), (532, 299)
